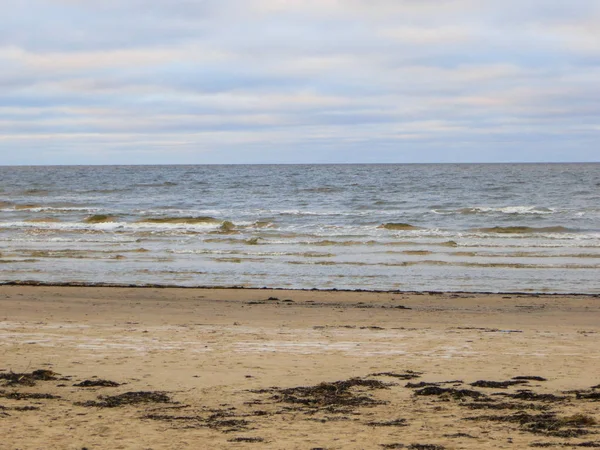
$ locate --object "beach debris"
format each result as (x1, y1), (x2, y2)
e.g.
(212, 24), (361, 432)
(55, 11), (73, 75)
(500, 390), (567, 402)
(74, 379), (121, 387)
(0, 369), (58, 386)
(454, 326), (523, 333)
(413, 386), (487, 400)
(253, 377), (391, 413)
(407, 445), (446, 450)
(207, 417), (252, 432)
(370, 371), (422, 380)
(143, 405), (255, 433)
(76, 391), (171, 408)
(1, 392), (61, 400)
(443, 433), (476, 438)
(470, 380), (529, 389)
(405, 382), (440, 389)
(513, 376), (548, 382)
(227, 437), (265, 443)
(463, 401), (548, 411)
(465, 412), (596, 437)
(366, 418), (408, 427)
(530, 442), (600, 448)
(575, 391), (600, 401)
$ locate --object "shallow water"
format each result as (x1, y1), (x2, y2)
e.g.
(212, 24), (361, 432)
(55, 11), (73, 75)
(1, 163), (599, 293)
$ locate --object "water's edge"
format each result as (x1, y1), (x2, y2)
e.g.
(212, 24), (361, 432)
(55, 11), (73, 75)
(2, 280), (598, 297)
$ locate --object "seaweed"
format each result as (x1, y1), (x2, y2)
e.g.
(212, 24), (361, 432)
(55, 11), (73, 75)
(0, 369), (58, 386)
(1, 392), (60, 400)
(463, 401), (548, 411)
(443, 433), (476, 438)
(576, 391), (600, 401)
(370, 371), (422, 380)
(407, 445), (445, 450)
(254, 378), (391, 413)
(470, 380), (529, 389)
(228, 437), (265, 443)
(531, 443), (600, 448)
(405, 382), (440, 389)
(465, 412), (596, 437)
(366, 419), (408, 427)
(504, 390), (567, 402)
(77, 391), (171, 408)
(414, 386), (487, 400)
(74, 379), (121, 387)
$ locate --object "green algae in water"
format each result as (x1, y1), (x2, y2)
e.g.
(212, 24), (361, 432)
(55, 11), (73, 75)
(84, 214), (118, 223)
(379, 223), (420, 230)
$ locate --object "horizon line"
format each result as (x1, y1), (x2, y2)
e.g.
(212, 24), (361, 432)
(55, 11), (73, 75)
(1, 161), (599, 168)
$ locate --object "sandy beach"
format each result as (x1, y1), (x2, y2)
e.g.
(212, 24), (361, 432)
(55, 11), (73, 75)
(1, 285), (599, 449)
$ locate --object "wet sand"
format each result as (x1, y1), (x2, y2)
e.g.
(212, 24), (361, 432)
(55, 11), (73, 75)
(1, 285), (599, 449)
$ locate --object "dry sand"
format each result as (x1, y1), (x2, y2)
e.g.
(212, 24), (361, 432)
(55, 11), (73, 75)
(1, 285), (599, 449)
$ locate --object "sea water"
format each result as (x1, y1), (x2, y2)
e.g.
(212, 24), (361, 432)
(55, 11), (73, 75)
(1, 163), (599, 293)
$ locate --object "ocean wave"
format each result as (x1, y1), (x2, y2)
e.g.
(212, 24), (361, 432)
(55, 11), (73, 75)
(432, 206), (555, 215)
(25, 217), (62, 223)
(300, 186), (344, 193)
(12, 248), (148, 259)
(0, 220), (224, 233)
(20, 189), (51, 196)
(474, 226), (574, 234)
(136, 216), (221, 224)
(0, 205), (100, 213)
(133, 181), (179, 188)
(169, 249), (335, 258)
(285, 259), (600, 270)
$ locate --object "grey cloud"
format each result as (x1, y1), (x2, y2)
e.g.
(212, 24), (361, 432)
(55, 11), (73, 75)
(0, 0), (599, 164)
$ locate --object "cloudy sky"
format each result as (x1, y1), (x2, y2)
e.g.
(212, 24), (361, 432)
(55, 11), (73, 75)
(2, 0), (599, 164)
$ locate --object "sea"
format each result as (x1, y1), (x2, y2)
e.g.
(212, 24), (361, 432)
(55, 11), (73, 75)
(1, 164), (599, 293)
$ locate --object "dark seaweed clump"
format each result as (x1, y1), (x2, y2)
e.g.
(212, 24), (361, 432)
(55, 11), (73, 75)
(466, 412), (596, 437)
(227, 437), (265, 443)
(576, 391), (600, 401)
(501, 390), (567, 402)
(1, 392), (61, 400)
(366, 419), (408, 427)
(414, 386), (487, 400)
(471, 380), (529, 389)
(274, 378), (390, 409)
(0, 370), (58, 386)
(408, 445), (446, 450)
(530, 443), (600, 448)
(74, 379), (121, 387)
(77, 391), (171, 408)
(254, 378), (391, 413)
(513, 376), (548, 382)
(370, 371), (422, 380)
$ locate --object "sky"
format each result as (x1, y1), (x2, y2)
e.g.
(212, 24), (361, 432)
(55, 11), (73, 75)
(1, 0), (599, 165)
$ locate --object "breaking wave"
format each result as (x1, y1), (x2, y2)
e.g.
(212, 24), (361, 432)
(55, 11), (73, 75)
(475, 226), (574, 234)
(432, 206), (555, 215)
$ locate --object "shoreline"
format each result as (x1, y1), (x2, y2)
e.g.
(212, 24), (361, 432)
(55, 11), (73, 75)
(2, 285), (599, 449)
(2, 279), (599, 297)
